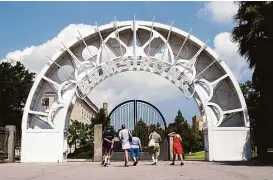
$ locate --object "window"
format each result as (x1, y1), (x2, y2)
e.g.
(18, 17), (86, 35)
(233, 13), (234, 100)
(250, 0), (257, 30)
(42, 98), (49, 109)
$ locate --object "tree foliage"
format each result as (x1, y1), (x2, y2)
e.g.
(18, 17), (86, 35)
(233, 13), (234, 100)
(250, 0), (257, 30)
(174, 110), (185, 124)
(68, 108), (114, 157)
(68, 120), (92, 151)
(240, 80), (260, 152)
(91, 108), (114, 132)
(232, 2), (273, 162)
(167, 110), (204, 153)
(0, 61), (35, 128)
(133, 119), (165, 150)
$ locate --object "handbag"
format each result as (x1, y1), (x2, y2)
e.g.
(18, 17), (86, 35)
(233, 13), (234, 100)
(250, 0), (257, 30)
(148, 138), (155, 147)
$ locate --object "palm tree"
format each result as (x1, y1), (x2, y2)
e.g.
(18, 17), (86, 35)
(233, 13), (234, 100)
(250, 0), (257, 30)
(232, 2), (273, 163)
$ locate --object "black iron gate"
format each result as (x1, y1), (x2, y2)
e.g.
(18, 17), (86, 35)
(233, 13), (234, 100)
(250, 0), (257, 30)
(109, 100), (169, 159)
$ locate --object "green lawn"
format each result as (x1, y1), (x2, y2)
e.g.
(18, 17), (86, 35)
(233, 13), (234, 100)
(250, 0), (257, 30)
(184, 151), (205, 160)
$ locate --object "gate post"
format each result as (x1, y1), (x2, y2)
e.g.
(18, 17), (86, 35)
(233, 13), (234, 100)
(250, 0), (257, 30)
(6, 125), (16, 162)
(159, 137), (169, 160)
(169, 136), (173, 160)
(93, 124), (102, 161)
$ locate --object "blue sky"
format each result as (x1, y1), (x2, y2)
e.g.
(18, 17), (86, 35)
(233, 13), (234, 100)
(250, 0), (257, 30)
(0, 1), (250, 125)
(0, 1), (233, 59)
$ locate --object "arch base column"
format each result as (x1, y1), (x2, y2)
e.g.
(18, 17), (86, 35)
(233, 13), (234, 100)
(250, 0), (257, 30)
(206, 127), (252, 161)
(21, 87), (75, 163)
(21, 130), (66, 163)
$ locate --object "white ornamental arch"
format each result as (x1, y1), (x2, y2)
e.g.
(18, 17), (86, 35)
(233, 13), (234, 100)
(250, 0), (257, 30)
(21, 20), (251, 162)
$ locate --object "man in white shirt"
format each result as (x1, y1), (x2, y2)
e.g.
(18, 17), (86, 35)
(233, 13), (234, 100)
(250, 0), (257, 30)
(149, 128), (162, 165)
(119, 124), (132, 167)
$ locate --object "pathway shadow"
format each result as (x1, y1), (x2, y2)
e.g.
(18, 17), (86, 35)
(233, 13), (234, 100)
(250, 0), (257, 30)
(112, 164), (136, 167)
(144, 163), (152, 166)
(213, 160), (273, 167)
(112, 165), (128, 167)
(184, 159), (206, 162)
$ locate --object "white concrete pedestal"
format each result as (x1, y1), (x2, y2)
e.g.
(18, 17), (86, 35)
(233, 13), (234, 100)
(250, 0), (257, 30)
(206, 127), (251, 161)
(21, 130), (66, 163)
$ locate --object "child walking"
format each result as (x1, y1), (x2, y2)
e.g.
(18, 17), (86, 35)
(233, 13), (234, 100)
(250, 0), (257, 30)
(130, 132), (142, 166)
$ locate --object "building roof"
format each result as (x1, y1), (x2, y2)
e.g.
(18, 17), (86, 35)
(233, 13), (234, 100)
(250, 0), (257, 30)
(82, 97), (99, 113)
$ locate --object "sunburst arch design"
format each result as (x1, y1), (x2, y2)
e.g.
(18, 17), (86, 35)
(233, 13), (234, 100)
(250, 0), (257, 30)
(21, 19), (251, 162)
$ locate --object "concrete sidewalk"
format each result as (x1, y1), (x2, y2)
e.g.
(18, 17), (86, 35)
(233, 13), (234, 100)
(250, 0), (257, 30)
(0, 161), (272, 180)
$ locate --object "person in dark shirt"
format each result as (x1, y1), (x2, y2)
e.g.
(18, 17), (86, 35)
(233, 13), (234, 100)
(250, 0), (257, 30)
(102, 127), (115, 167)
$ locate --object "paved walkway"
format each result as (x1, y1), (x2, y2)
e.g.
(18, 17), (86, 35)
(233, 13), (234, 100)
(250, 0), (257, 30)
(0, 161), (272, 180)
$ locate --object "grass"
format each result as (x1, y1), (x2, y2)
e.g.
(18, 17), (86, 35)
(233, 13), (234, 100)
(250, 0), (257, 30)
(184, 151), (258, 160)
(184, 151), (205, 160)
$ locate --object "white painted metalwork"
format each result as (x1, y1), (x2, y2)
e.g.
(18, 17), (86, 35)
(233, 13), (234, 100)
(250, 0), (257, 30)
(47, 56), (76, 80)
(175, 28), (192, 62)
(95, 22), (111, 62)
(21, 19), (251, 163)
(77, 30), (97, 66)
(147, 16), (155, 56)
(160, 21), (174, 61)
(113, 17), (124, 58)
(195, 54), (222, 79)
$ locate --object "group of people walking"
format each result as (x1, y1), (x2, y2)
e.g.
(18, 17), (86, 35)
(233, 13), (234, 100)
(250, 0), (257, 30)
(102, 124), (184, 167)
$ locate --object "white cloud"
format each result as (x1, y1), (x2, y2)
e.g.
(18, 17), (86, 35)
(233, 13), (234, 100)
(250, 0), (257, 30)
(213, 32), (251, 82)
(197, 2), (239, 23)
(2, 24), (95, 73)
(89, 71), (182, 110)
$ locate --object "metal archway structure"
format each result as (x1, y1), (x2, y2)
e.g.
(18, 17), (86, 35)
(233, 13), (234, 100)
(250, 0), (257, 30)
(21, 19), (251, 162)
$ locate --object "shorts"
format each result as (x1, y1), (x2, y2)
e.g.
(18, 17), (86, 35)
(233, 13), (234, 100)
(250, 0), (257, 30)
(131, 148), (140, 159)
(122, 141), (131, 150)
(103, 147), (113, 156)
(149, 143), (160, 156)
(103, 142), (113, 155)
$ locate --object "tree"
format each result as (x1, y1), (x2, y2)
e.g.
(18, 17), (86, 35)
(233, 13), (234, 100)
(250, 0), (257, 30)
(167, 110), (203, 153)
(91, 108), (114, 131)
(132, 119), (166, 150)
(134, 119), (149, 149)
(232, 2), (273, 162)
(240, 80), (260, 152)
(0, 61), (35, 129)
(174, 110), (185, 124)
(91, 108), (107, 125)
(68, 120), (84, 151)
(68, 119), (93, 152)
(67, 119), (94, 158)
(190, 129), (204, 152)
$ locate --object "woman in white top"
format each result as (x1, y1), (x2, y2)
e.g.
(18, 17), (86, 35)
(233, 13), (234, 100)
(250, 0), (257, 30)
(118, 124), (132, 167)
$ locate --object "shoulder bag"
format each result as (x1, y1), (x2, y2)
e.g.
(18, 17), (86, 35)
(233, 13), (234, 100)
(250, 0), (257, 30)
(148, 133), (155, 147)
